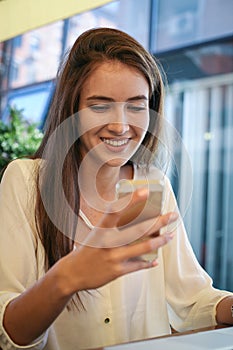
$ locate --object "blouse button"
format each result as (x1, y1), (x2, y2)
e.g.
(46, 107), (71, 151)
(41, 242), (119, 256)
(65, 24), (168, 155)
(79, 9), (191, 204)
(104, 317), (110, 324)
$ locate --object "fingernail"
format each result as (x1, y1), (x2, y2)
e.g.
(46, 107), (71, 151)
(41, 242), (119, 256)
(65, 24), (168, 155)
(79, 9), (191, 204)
(164, 232), (175, 242)
(151, 259), (158, 267)
(169, 212), (179, 221)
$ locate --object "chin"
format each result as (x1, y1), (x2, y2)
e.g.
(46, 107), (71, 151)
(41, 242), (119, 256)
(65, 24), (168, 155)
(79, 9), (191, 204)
(105, 158), (129, 167)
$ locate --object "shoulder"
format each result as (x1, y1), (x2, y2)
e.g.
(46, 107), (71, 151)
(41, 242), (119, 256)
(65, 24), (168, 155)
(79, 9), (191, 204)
(0, 159), (42, 220)
(0, 159), (41, 194)
(1, 158), (40, 181)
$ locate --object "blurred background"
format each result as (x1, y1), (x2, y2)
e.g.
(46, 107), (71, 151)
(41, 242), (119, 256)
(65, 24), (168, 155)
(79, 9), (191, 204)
(0, 0), (233, 292)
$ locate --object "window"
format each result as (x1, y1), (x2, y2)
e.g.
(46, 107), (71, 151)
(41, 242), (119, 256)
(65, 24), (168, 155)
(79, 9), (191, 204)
(152, 0), (233, 52)
(66, 0), (151, 50)
(165, 72), (233, 291)
(157, 39), (233, 83)
(3, 82), (54, 125)
(9, 21), (63, 88)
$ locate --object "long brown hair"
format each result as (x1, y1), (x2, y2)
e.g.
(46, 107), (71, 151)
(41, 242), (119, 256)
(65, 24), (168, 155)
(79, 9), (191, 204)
(33, 27), (165, 273)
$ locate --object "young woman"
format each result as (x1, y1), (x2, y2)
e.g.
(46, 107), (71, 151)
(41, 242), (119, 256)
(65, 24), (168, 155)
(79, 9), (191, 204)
(0, 28), (232, 350)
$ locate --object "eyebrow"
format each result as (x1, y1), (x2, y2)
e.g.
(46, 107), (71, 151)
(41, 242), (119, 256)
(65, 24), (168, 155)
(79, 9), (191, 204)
(86, 95), (148, 102)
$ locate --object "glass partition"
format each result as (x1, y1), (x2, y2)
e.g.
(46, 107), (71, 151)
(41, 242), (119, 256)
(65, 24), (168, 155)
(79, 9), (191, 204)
(165, 73), (233, 291)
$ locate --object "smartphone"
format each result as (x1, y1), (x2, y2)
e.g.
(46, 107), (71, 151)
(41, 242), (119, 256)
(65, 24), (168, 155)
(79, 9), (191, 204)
(116, 179), (164, 261)
(116, 179), (164, 227)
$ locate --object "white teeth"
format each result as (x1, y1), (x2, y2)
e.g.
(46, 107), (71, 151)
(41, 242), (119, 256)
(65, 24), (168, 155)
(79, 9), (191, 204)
(102, 138), (129, 147)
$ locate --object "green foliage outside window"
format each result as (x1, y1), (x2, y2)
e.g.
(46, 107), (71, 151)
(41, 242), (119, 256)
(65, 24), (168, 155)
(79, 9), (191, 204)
(0, 106), (43, 173)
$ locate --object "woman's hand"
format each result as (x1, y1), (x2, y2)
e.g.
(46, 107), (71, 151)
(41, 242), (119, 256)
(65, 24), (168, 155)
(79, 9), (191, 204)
(56, 188), (178, 295)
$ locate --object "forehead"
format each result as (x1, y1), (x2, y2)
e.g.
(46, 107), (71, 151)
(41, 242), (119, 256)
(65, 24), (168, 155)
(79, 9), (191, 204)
(80, 61), (149, 101)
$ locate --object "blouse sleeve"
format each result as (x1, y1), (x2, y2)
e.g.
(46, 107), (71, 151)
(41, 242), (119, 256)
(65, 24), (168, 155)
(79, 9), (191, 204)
(0, 160), (48, 349)
(161, 177), (233, 331)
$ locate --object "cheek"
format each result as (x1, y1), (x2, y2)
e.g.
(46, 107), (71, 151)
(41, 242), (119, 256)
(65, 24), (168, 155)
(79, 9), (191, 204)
(78, 110), (108, 136)
(129, 112), (149, 137)
(137, 127), (148, 141)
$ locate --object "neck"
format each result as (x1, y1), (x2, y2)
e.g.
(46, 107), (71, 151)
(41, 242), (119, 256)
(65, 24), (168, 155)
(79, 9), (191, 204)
(96, 166), (122, 200)
(78, 159), (133, 205)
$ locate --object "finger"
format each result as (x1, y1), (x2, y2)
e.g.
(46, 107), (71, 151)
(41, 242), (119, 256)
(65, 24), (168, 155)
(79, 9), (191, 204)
(119, 212), (178, 244)
(122, 258), (159, 274)
(74, 191), (149, 248)
(142, 212), (179, 236)
(117, 229), (175, 261)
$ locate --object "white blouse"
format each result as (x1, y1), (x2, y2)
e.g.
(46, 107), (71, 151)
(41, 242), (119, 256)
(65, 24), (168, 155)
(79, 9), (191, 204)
(0, 159), (232, 350)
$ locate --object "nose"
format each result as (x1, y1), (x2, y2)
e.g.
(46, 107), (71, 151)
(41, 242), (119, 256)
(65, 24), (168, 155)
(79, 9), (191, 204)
(107, 122), (129, 135)
(107, 104), (130, 135)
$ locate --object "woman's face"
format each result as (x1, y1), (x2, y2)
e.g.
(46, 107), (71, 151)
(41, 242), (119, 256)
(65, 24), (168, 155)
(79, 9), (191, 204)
(78, 61), (150, 167)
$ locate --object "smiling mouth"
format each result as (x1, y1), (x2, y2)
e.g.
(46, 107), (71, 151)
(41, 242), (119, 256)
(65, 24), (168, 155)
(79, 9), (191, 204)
(101, 138), (130, 147)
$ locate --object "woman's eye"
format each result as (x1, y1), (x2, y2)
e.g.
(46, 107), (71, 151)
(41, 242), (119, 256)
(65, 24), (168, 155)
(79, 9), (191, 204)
(127, 104), (146, 112)
(89, 104), (110, 112)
